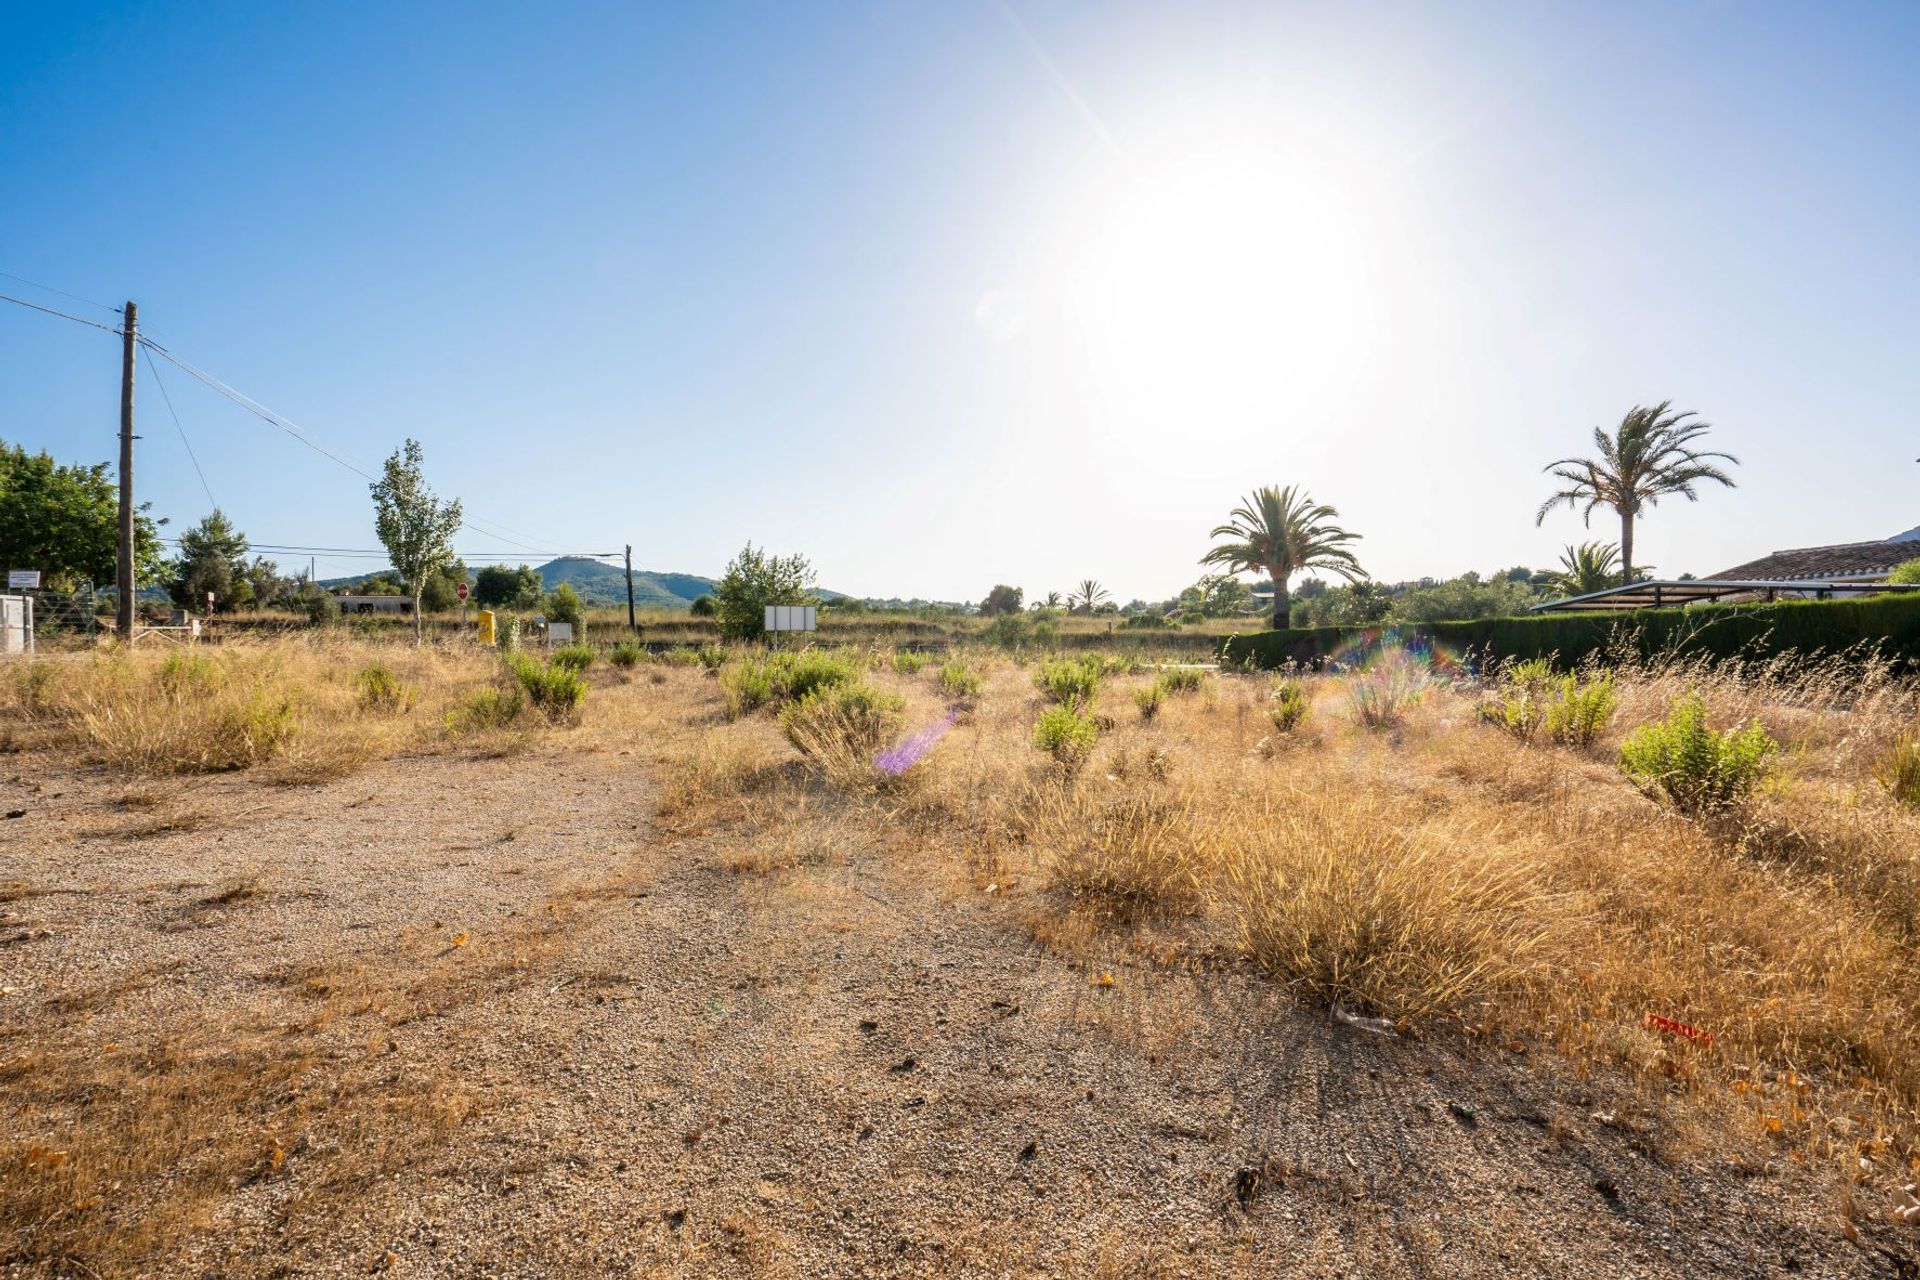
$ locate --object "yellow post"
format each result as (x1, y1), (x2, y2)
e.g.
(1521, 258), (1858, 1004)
(475, 609), (496, 647)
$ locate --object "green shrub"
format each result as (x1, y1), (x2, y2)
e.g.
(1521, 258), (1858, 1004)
(1132, 682), (1164, 721)
(1156, 666), (1207, 695)
(689, 594), (717, 617)
(505, 654), (588, 723)
(694, 644), (730, 671)
(1480, 664), (1615, 749)
(1877, 735), (1920, 807)
(778, 682), (906, 759)
(551, 644), (595, 672)
(609, 640), (644, 668)
(1034, 703), (1099, 768)
(937, 659), (983, 701)
(1121, 612), (1174, 630)
(891, 650), (929, 675)
(1269, 678), (1309, 732)
(1542, 671), (1616, 747)
(448, 687), (524, 733)
(158, 652), (222, 697)
(353, 662), (413, 713)
(984, 611), (1056, 650)
(1034, 654), (1103, 707)
(658, 645), (701, 666)
(1888, 558), (1920, 586)
(1620, 693), (1777, 812)
(719, 662), (775, 718)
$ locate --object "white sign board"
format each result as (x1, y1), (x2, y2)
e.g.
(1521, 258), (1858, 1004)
(764, 604), (817, 633)
(548, 621), (574, 644)
(7, 570), (40, 589)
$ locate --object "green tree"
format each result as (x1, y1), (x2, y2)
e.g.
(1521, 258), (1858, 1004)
(1547, 542), (1623, 597)
(1068, 579), (1110, 614)
(545, 582), (585, 630)
(0, 440), (165, 589)
(979, 584), (1024, 616)
(473, 563), (543, 610)
(169, 509), (250, 611)
(1201, 485), (1365, 629)
(713, 543), (816, 639)
(370, 439), (463, 643)
(1886, 558), (1920, 586)
(244, 557), (290, 611)
(418, 559), (470, 613)
(1536, 402), (1737, 582)
(689, 594), (717, 617)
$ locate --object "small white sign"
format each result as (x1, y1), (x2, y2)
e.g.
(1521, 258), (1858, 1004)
(7, 570), (40, 589)
(548, 622), (574, 643)
(764, 604), (817, 632)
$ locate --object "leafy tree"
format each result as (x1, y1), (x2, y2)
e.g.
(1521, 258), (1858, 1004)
(1201, 485), (1365, 628)
(474, 563), (543, 610)
(1547, 542), (1623, 597)
(1068, 579), (1110, 614)
(1888, 558), (1920, 586)
(689, 594), (717, 617)
(1176, 574), (1253, 618)
(1293, 580), (1393, 627)
(370, 438), (463, 643)
(545, 582), (585, 629)
(169, 509), (250, 611)
(979, 584), (1024, 617)
(418, 559), (470, 613)
(1536, 402), (1737, 582)
(244, 557), (290, 611)
(713, 543), (816, 639)
(0, 440), (166, 589)
(1389, 572), (1537, 624)
(1037, 591), (1064, 612)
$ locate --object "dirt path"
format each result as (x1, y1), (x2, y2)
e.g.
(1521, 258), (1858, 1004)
(2, 747), (1905, 1277)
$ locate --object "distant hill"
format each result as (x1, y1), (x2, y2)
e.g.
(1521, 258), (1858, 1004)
(321, 556), (845, 608)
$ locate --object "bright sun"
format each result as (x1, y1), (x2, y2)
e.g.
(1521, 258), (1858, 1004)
(1061, 151), (1375, 423)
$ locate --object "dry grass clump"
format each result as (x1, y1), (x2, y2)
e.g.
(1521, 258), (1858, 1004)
(1222, 790), (1549, 1027)
(1033, 784), (1208, 919)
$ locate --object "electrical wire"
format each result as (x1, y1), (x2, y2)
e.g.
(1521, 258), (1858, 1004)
(141, 344), (217, 511)
(0, 271), (121, 314)
(0, 291), (124, 335)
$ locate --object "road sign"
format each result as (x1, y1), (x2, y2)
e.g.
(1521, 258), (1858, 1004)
(457, 581), (469, 601)
(7, 570), (40, 589)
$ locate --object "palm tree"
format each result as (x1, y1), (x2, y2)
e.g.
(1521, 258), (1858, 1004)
(1536, 402), (1737, 582)
(1201, 485), (1364, 629)
(1037, 591), (1063, 612)
(1068, 579), (1110, 614)
(1548, 541), (1622, 597)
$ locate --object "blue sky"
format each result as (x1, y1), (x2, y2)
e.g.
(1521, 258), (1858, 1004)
(3, 1), (1916, 600)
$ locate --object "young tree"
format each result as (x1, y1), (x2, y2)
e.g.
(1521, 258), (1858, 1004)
(713, 543), (815, 639)
(473, 563), (543, 610)
(169, 509), (250, 611)
(1201, 485), (1365, 628)
(1536, 402), (1737, 582)
(370, 439), (463, 643)
(0, 440), (166, 589)
(689, 594), (717, 617)
(545, 582), (585, 629)
(979, 584), (1024, 616)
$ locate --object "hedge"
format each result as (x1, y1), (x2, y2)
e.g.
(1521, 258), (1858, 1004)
(1216, 592), (1920, 672)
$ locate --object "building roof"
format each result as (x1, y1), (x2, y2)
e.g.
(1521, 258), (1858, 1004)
(1532, 579), (1920, 613)
(1705, 537), (1919, 582)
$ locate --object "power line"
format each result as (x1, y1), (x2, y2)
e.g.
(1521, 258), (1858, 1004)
(0, 271), (121, 314)
(0, 290), (124, 336)
(141, 344), (217, 511)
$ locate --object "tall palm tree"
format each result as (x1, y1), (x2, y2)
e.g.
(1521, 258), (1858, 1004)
(1548, 541), (1622, 597)
(1201, 485), (1364, 629)
(1038, 591), (1063, 612)
(1068, 579), (1110, 614)
(1535, 402), (1737, 582)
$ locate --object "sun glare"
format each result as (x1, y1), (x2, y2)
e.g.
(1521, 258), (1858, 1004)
(1062, 152), (1375, 422)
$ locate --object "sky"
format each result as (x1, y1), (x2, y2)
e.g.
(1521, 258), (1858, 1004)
(2, 1), (1916, 602)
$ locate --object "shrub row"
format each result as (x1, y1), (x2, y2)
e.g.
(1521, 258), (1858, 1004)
(1218, 592), (1920, 672)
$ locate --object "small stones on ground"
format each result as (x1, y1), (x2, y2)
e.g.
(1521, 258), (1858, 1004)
(857, 1019), (878, 1033)
(888, 1055), (917, 1074)
(1448, 1101), (1479, 1128)
(1595, 1176), (1621, 1200)
(1017, 1140), (1037, 1162)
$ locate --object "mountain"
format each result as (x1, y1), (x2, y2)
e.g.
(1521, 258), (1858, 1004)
(320, 556), (847, 608)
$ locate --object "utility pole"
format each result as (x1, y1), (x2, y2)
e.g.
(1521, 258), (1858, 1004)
(116, 301), (137, 641)
(624, 544), (637, 634)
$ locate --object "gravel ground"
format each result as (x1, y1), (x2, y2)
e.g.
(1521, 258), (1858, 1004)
(3, 745), (1913, 1278)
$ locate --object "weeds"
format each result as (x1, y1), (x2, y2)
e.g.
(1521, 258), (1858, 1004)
(937, 658), (983, 701)
(609, 640), (644, 668)
(1878, 734), (1920, 807)
(1268, 678), (1309, 732)
(353, 662), (413, 713)
(1034, 703), (1099, 770)
(1034, 654), (1104, 707)
(1620, 693), (1777, 813)
(1132, 682), (1164, 721)
(551, 644), (595, 672)
(505, 654), (588, 723)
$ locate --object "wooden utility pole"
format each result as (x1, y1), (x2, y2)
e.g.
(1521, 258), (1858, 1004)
(624, 544), (637, 634)
(116, 300), (137, 641)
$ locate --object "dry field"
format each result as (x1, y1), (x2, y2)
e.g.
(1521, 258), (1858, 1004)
(3, 634), (1919, 1277)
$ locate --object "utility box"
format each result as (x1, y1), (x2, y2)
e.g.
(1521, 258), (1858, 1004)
(0, 595), (31, 655)
(475, 609), (496, 647)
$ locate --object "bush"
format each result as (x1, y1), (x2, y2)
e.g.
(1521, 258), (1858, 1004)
(609, 640), (644, 668)
(1034, 703), (1098, 769)
(1045, 791), (1202, 917)
(937, 659), (983, 701)
(1347, 658), (1428, 730)
(1619, 693), (1777, 812)
(1033, 654), (1103, 707)
(551, 644), (595, 672)
(689, 594), (717, 617)
(983, 611), (1056, 651)
(713, 544), (815, 639)
(544, 583), (585, 630)
(299, 589), (340, 626)
(448, 687), (525, 733)
(1478, 662), (1613, 748)
(658, 645), (701, 667)
(778, 682), (906, 760)
(1132, 682), (1164, 721)
(352, 663), (413, 713)
(719, 662), (775, 718)
(1542, 671), (1616, 747)
(505, 654), (588, 723)
(1121, 612), (1174, 630)
(1269, 679), (1309, 732)
(694, 645), (729, 671)
(1876, 735), (1920, 807)
(891, 650), (929, 675)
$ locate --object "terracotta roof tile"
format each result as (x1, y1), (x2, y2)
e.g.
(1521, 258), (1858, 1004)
(1706, 540), (1918, 581)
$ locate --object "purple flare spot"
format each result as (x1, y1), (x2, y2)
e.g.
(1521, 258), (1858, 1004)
(875, 712), (955, 776)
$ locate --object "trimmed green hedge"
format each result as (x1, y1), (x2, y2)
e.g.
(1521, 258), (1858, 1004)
(1217, 592), (1920, 671)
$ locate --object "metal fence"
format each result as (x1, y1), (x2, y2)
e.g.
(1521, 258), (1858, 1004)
(24, 585), (98, 638)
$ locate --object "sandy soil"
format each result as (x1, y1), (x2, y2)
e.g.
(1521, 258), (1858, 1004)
(3, 743), (1913, 1278)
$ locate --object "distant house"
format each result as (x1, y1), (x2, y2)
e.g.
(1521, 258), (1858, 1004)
(331, 593), (413, 615)
(1705, 526), (1920, 586)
